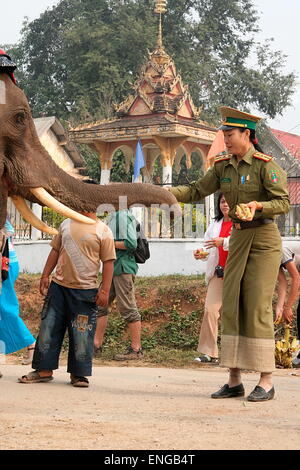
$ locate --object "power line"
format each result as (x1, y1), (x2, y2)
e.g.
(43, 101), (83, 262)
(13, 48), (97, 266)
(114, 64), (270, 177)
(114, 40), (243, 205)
(288, 123), (300, 133)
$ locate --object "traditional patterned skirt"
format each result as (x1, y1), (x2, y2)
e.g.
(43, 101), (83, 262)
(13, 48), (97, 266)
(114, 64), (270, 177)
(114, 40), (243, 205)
(220, 222), (282, 372)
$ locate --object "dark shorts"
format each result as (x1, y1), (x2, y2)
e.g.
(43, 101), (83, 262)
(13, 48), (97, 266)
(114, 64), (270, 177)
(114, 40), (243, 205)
(32, 282), (98, 376)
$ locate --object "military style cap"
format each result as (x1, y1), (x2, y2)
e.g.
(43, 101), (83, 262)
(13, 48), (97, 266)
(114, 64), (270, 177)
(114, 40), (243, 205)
(0, 49), (17, 84)
(219, 106), (261, 131)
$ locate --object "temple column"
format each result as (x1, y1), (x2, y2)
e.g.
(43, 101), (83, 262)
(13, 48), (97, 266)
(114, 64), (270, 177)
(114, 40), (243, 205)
(93, 141), (113, 185)
(153, 136), (187, 187)
(162, 165), (172, 185)
(100, 169), (111, 185)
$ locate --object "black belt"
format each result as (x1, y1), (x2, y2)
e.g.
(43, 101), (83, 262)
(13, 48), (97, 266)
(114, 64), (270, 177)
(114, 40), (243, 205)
(234, 219), (274, 230)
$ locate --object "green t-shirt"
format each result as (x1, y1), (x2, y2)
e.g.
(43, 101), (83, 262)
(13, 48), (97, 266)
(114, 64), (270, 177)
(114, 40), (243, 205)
(107, 210), (138, 276)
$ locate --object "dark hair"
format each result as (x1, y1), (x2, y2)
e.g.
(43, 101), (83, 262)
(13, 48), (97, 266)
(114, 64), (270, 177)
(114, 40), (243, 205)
(214, 193), (226, 221)
(239, 128), (264, 153)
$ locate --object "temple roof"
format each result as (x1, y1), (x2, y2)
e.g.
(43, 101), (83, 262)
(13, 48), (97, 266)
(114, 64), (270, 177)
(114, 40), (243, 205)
(114, 47), (202, 120)
(70, 113), (216, 145)
(70, 3), (217, 149)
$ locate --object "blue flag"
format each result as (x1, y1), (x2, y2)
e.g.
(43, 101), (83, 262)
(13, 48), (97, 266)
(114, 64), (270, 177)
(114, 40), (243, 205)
(134, 139), (145, 182)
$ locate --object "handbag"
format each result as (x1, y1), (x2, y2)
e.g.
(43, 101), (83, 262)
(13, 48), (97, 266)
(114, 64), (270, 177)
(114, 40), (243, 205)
(1, 239), (9, 281)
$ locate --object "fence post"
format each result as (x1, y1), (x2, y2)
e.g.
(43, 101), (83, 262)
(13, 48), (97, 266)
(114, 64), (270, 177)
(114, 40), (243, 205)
(31, 204), (43, 241)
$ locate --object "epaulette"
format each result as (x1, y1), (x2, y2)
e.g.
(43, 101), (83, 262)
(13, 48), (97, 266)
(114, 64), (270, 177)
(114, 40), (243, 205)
(253, 152), (273, 162)
(214, 154), (231, 164)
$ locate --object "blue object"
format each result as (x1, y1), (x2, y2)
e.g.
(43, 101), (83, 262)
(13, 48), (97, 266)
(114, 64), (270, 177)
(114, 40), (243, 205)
(0, 225), (35, 355)
(241, 176), (245, 184)
(133, 139), (145, 182)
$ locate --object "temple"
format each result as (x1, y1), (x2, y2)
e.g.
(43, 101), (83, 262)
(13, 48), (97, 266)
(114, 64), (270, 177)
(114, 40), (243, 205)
(69, 1), (217, 187)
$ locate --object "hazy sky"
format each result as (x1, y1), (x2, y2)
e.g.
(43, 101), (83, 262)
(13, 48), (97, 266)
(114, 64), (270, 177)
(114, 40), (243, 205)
(1, 0), (299, 133)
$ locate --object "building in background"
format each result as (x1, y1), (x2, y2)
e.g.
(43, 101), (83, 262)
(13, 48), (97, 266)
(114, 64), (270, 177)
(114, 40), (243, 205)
(263, 127), (300, 236)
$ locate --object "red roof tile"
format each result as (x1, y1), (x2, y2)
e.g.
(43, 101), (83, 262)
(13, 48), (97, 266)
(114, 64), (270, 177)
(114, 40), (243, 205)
(271, 128), (300, 160)
(288, 180), (300, 204)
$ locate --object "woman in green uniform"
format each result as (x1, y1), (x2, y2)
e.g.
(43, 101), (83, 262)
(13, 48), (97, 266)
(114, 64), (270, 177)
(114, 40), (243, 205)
(169, 107), (290, 402)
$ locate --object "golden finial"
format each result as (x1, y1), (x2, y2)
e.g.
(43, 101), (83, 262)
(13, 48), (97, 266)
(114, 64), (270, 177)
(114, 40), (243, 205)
(154, 0), (167, 14)
(154, 1), (167, 49)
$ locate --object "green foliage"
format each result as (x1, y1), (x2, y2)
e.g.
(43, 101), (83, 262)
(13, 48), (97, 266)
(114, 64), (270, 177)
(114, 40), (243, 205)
(79, 145), (101, 182)
(173, 153), (204, 185)
(110, 150), (134, 183)
(42, 207), (65, 229)
(153, 310), (201, 350)
(5, 0), (296, 125)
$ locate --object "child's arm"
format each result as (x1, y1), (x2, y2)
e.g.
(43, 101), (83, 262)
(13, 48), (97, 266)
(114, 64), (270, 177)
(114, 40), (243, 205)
(96, 259), (114, 307)
(40, 248), (59, 296)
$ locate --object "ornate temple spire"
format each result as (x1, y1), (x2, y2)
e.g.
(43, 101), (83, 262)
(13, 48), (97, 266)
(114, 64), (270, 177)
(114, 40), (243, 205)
(113, 0), (201, 120)
(151, 1), (170, 65)
(154, 0), (167, 50)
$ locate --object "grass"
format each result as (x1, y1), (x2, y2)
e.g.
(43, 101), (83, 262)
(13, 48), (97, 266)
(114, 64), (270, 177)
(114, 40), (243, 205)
(11, 273), (299, 368)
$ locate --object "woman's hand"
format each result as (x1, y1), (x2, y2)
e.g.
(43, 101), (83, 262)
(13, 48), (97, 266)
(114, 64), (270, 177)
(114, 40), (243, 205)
(235, 201), (262, 221)
(246, 201), (263, 221)
(204, 237), (224, 249)
(282, 305), (294, 325)
(194, 249), (209, 260)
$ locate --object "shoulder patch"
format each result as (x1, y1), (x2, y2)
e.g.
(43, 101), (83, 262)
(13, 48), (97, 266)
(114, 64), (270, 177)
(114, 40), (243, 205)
(253, 152), (273, 162)
(214, 154), (231, 164)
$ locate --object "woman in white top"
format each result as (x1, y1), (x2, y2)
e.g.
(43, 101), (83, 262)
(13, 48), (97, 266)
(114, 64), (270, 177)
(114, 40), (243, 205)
(194, 193), (232, 364)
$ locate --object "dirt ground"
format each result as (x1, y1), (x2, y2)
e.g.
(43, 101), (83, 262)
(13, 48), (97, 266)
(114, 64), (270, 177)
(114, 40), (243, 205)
(0, 363), (299, 450)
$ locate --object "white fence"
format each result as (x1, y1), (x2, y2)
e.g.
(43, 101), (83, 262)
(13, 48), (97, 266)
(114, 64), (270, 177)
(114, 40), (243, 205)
(14, 238), (300, 277)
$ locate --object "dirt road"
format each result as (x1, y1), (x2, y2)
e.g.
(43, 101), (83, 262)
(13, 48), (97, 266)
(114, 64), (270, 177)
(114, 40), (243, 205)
(0, 364), (299, 450)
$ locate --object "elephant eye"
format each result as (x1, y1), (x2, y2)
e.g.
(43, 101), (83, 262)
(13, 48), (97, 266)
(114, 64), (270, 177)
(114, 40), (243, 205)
(15, 111), (26, 125)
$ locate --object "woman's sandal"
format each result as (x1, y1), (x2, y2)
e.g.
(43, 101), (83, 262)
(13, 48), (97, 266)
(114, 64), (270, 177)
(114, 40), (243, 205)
(70, 374), (89, 388)
(21, 346), (35, 365)
(194, 355), (219, 365)
(18, 370), (53, 384)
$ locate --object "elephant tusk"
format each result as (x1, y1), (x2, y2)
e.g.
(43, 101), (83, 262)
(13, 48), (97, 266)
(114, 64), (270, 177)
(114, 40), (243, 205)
(30, 188), (95, 225)
(10, 196), (59, 235)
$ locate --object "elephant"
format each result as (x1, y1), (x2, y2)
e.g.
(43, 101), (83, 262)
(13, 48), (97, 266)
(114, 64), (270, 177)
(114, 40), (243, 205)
(0, 50), (179, 240)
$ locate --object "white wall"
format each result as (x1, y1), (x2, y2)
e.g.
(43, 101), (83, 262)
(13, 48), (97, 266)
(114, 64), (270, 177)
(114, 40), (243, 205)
(14, 238), (300, 277)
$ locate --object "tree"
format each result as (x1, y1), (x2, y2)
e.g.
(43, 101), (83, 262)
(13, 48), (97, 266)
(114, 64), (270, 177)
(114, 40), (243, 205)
(6, 0), (296, 124)
(3, 0), (296, 182)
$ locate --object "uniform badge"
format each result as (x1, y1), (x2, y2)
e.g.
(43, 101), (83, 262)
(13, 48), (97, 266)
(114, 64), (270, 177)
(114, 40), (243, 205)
(221, 178), (231, 183)
(270, 171), (278, 183)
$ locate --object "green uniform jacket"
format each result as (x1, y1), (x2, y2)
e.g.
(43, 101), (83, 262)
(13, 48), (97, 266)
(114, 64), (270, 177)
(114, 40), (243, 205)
(107, 210), (138, 277)
(170, 146), (290, 222)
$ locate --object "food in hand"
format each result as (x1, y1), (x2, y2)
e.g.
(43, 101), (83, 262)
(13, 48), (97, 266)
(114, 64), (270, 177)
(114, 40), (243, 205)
(194, 248), (209, 258)
(236, 203), (252, 220)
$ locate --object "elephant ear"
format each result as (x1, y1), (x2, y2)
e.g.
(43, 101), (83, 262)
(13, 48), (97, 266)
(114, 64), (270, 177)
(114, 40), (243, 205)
(0, 49), (17, 84)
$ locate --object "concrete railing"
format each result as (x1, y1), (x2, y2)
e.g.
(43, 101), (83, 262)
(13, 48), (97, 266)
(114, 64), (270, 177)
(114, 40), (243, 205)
(14, 237), (300, 277)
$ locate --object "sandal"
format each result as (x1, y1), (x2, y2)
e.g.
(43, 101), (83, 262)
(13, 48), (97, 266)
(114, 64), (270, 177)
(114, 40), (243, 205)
(70, 374), (89, 388)
(22, 346), (35, 365)
(194, 355), (219, 365)
(18, 370), (53, 384)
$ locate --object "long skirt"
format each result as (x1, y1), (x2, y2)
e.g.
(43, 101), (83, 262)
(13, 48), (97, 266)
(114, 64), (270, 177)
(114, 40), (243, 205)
(220, 223), (281, 373)
(0, 260), (35, 355)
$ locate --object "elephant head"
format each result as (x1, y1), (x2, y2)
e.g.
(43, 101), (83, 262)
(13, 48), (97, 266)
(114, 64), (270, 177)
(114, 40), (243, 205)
(0, 51), (179, 236)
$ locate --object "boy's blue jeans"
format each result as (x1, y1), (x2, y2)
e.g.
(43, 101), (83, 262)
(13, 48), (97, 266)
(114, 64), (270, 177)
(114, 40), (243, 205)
(32, 282), (98, 376)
